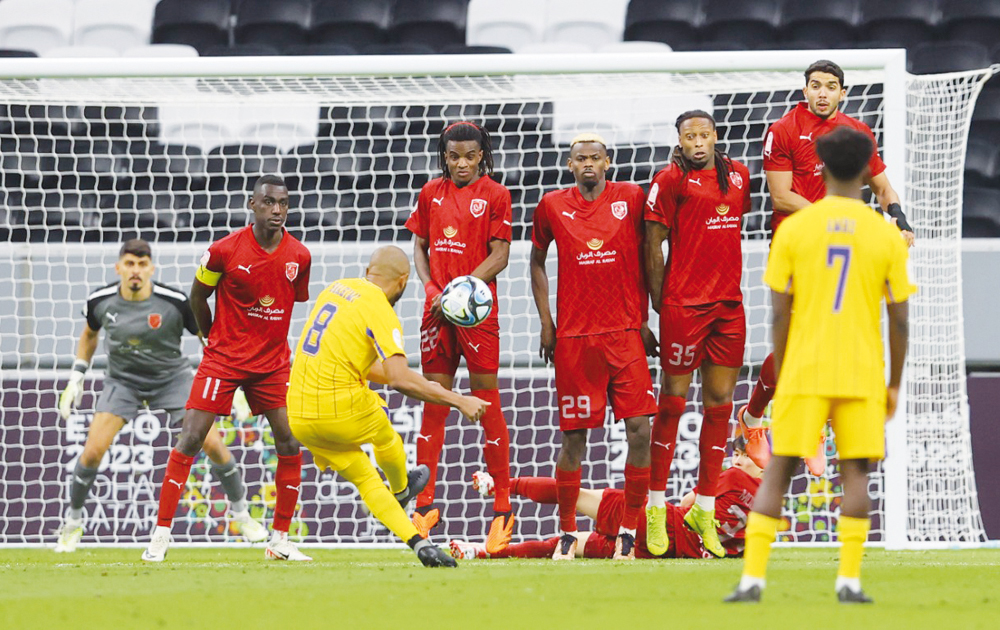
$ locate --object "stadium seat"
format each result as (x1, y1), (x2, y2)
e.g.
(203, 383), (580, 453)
(940, 0), (1000, 51)
(73, 0), (155, 54)
(0, 48), (37, 57)
(466, 0), (543, 52)
(962, 186), (1000, 237)
(234, 0), (310, 52)
(152, 0), (231, 56)
(517, 42), (580, 55)
(42, 46), (119, 58)
(310, 0), (391, 48)
(700, 0), (780, 48)
(285, 43), (357, 56)
(361, 43), (435, 55)
(598, 41), (673, 53)
(672, 41), (749, 52)
(543, 0), (629, 48)
(780, 0), (860, 48)
(122, 44), (199, 58)
(623, 0), (701, 49)
(441, 44), (512, 54)
(965, 139), (1000, 188)
(389, 0), (468, 51)
(203, 44), (280, 56)
(908, 42), (990, 74)
(0, 0), (73, 56)
(971, 90), (1000, 144)
(859, 0), (936, 50)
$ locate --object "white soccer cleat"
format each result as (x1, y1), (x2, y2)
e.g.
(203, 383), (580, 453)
(54, 517), (84, 553)
(265, 531), (312, 562)
(472, 470), (495, 498)
(448, 539), (487, 560)
(141, 526), (172, 562)
(232, 510), (268, 543)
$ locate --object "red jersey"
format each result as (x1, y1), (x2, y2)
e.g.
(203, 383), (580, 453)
(646, 160), (751, 306)
(714, 466), (761, 556)
(405, 175), (512, 320)
(763, 102), (886, 206)
(197, 226), (311, 374)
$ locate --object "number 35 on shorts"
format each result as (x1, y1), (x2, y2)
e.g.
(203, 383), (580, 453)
(561, 395), (592, 419)
(666, 343), (697, 368)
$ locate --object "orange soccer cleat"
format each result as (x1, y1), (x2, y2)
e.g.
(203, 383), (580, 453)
(736, 405), (771, 469)
(485, 511), (516, 554)
(411, 507), (441, 538)
(805, 438), (827, 477)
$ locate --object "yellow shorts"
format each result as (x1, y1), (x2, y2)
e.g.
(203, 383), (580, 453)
(771, 394), (886, 460)
(290, 405), (396, 472)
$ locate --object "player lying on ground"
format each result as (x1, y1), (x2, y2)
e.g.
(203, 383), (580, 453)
(56, 238), (265, 552)
(450, 435), (763, 560)
(288, 245), (489, 568)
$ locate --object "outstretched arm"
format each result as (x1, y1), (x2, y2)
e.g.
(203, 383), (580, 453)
(868, 172), (915, 247)
(369, 355), (488, 423)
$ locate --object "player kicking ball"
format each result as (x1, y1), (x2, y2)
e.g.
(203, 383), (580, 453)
(287, 246), (488, 568)
(56, 239), (265, 552)
(725, 127), (914, 604)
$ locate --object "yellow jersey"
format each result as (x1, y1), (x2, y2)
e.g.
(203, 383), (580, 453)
(287, 277), (405, 420)
(764, 196), (917, 398)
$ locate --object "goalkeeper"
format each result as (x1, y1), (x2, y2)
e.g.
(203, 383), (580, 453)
(56, 239), (265, 552)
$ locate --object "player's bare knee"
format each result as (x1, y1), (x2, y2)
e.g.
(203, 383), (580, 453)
(624, 417), (651, 450)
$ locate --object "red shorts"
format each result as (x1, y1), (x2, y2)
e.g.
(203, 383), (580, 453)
(554, 330), (656, 431)
(419, 306), (499, 375)
(187, 360), (290, 416)
(589, 490), (709, 560)
(659, 301), (746, 375)
(771, 210), (792, 236)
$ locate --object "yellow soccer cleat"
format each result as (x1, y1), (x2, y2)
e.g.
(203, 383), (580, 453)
(645, 505), (669, 556)
(684, 503), (726, 558)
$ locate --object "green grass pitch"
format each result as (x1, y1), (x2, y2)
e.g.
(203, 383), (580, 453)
(2, 548), (998, 629)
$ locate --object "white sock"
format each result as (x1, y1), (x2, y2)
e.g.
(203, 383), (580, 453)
(835, 576), (862, 593)
(68, 508), (83, 522)
(743, 409), (763, 428)
(694, 494), (716, 511)
(271, 530), (287, 542)
(648, 490), (666, 508)
(231, 499), (248, 514)
(618, 526), (636, 537)
(154, 525), (170, 536)
(739, 575), (766, 591)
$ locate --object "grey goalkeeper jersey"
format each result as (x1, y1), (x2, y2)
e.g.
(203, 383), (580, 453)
(83, 282), (200, 392)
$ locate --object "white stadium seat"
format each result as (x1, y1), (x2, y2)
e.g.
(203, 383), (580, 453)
(543, 0), (629, 48)
(73, 0), (155, 54)
(516, 42), (581, 55)
(466, 0), (544, 52)
(0, 0), (74, 56)
(123, 44), (199, 58)
(598, 41), (673, 53)
(43, 45), (119, 57)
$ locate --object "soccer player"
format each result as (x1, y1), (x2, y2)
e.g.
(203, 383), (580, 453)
(725, 127), (914, 604)
(405, 121), (515, 552)
(142, 175), (313, 562)
(741, 59), (915, 476)
(644, 110), (753, 559)
(530, 133), (658, 560)
(450, 435), (762, 561)
(55, 239), (265, 552)
(288, 246), (489, 568)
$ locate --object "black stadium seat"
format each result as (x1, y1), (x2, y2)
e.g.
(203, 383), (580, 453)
(0, 48), (37, 57)
(362, 43), (435, 55)
(700, 0), (780, 49)
(780, 0), (859, 48)
(235, 0), (311, 51)
(971, 90), (1000, 144)
(285, 43), (357, 56)
(310, 0), (391, 49)
(859, 0), (936, 50)
(965, 139), (1000, 188)
(152, 0), (231, 56)
(962, 186), (1000, 237)
(623, 0), (702, 49)
(908, 42), (990, 74)
(441, 44), (512, 54)
(389, 0), (468, 51)
(203, 44), (279, 56)
(940, 0), (1000, 51)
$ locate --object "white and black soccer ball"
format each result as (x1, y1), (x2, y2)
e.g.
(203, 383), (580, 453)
(440, 275), (493, 328)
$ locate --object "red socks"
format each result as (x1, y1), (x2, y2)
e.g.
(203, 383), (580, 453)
(273, 453), (302, 533)
(650, 395), (685, 492)
(156, 449), (194, 527)
(492, 536), (559, 559)
(473, 389), (511, 513)
(747, 353), (776, 418)
(622, 463), (650, 530)
(415, 403), (450, 508)
(511, 477), (558, 503)
(695, 403), (733, 497)
(555, 467), (582, 532)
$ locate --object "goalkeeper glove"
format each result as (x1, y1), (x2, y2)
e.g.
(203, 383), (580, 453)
(232, 387), (252, 422)
(58, 360), (88, 420)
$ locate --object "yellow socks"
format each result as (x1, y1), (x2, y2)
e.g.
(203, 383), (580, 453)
(837, 516), (870, 580)
(742, 512), (780, 582)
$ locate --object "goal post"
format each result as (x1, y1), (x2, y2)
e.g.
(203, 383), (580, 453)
(0, 50), (987, 548)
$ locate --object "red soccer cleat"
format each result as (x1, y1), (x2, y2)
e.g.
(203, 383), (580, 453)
(737, 405), (771, 469)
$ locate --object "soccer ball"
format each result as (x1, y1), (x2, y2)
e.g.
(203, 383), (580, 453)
(440, 275), (493, 327)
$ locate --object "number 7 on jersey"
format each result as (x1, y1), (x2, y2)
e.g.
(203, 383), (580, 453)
(826, 245), (852, 313)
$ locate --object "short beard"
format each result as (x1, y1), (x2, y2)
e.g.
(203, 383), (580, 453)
(581, 180), (598, 192)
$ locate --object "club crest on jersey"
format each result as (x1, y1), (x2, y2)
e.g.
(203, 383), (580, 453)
(587, 238), (604, 250)
(716, 204), (730, 216)
(443, 225), (458, 238)
(729, 171), (744, 189)
(259, 295), (275, 307)
(611, 201), (628, 220)
(469, 198), (487, 218)
(285, 262), (299, 282)
(148, 313), (162, 329)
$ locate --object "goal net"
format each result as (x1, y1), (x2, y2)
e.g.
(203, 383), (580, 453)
(0, 51), (987, 548)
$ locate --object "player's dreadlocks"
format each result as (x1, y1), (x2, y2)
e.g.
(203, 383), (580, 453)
(438, 121), (494, 179)
(671, 110), (733, 196)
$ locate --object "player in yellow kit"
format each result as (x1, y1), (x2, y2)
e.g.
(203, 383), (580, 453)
(725, 127), (915, 604)
(287, 245), (489, 568)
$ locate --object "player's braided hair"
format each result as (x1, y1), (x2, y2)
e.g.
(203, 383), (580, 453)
(671, 110), (733, 195)
(438, 121), (494, 179)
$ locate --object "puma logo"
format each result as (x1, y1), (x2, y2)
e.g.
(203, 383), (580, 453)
(416, 434), (431, 442)
(712, 446), (726, 453)
(561, 211), (577, 220)
(652, 441), (672, 450)
(285, 485), (300, 492)
(467, 343), (481, 353)
(647, 390), (655, 399)
(432, 197), (444, 205)
(167, 479), (183, 489)
(105, 312), (118, 324)
(486, 438), (501, 446)
(688, 178), (702, 186)
(799, 133), (813, 141)
(237, 264), (253, 274)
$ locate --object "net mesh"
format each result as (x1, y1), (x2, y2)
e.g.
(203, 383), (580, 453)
(0, 61), (986, 546)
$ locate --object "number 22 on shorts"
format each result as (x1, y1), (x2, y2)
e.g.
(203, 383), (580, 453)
(301, 303), (338, 356)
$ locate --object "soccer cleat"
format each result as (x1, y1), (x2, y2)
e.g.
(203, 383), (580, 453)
(54, 518), (83, 553)
(449, 539), (487, 560)
(724, 584), (762, 603)
(645, 505), (669, 556)
(552, 533), (578, 560)
(837, 586), (874, 604)
(141, 526), (171, 562)
(805, 439), (827, 476)
(684, 503), (726, 558)
(472, 470), (495, 497)
(485, 511), (515, 554)
(411, 507), (441, 538)
(395, 465), (431, 508)
(613, 532), (636, 560)
(737, 404), (772, 469)
(232, 510), (268, 543)
(264, 531), (312, 561)
(417, 544), (458, 568)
